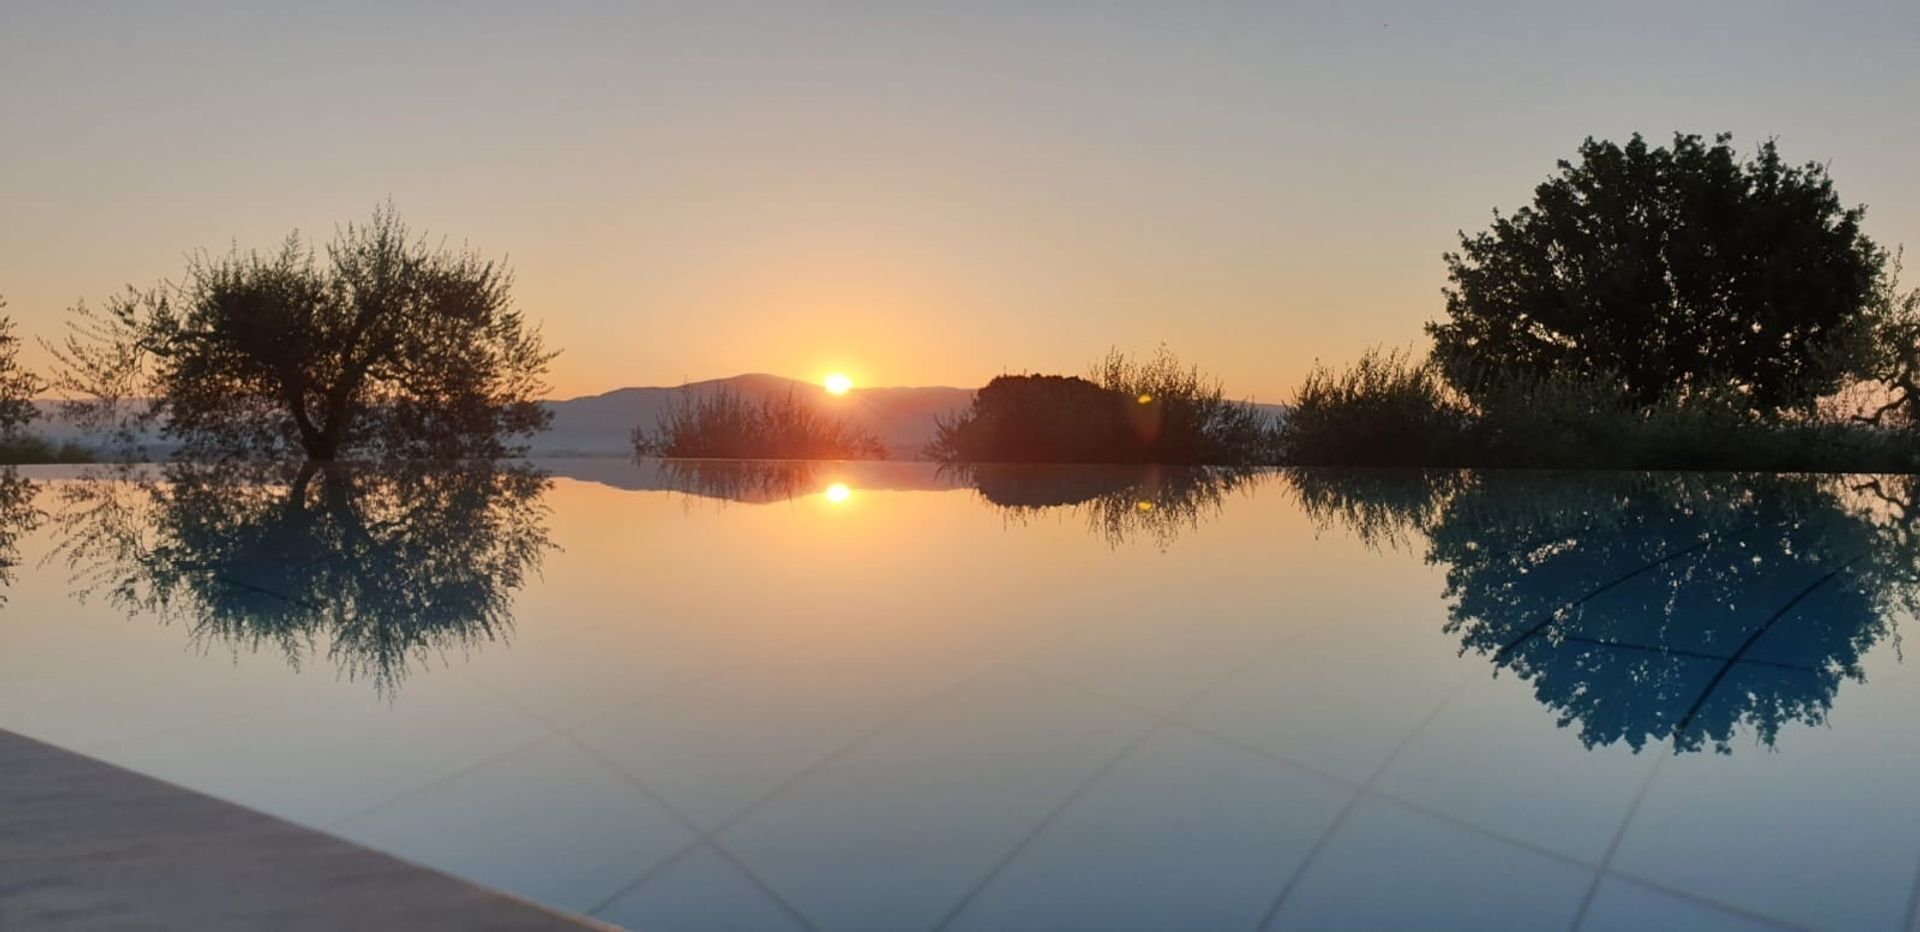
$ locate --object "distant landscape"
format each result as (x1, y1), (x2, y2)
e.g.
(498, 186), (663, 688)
(27, 374), (1289, 461)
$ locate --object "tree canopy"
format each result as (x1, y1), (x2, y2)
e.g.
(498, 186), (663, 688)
(1429, 133), (1885, 413)
(51, 207), (555, 461)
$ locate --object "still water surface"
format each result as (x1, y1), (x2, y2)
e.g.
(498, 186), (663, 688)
(4, 460), (1920, 931)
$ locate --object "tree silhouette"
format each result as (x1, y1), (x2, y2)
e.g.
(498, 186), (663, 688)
(1430, 134), (1885, 414)
(0, 296), (43, 438)
(49, 206), (555, 461)
(52, 461), (553, 696)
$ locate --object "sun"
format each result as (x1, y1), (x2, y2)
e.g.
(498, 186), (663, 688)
(823, 372), (854, 395)
(824, 482), (852, 503)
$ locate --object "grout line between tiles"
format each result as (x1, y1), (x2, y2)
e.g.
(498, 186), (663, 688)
(1255, 673), (1477, 931)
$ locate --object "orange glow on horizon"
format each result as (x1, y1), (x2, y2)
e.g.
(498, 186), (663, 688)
(823, 373), (854, 395)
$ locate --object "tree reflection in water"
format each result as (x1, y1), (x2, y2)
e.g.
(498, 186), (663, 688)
(52, 462), (553, 696)
(1287, 469), (1920, 753)
(0, 468), (39, 604)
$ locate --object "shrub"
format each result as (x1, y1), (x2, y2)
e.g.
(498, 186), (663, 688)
(0, 435), (94, 465)
(928, 349), (1276, 465)
(1279, 348), (1920, 472)
(1279, 348), (1470, 466)
(633, 388), (886, 460)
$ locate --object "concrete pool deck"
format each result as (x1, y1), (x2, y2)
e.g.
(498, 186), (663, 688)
(0, 729), (600, 931)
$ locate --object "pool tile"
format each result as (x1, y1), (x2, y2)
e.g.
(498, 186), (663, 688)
(595, 844), (807, 932)
(1611, 724), (1920, 929)
(1374, 672), (1667, 863)
(720, 671), (1155, 931)
(1269, 796), (1591, 930)
(1578, 877), (1795, 931)
(83, 678), (552, 827)
(571, 650), (990, 831)
(1016, 609), (1293, 716)
(1174, 623), (1471, 784)
(331, 735), (697, 914)
(946, 727), (1351, 931)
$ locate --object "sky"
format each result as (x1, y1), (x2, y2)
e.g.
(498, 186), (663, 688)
(2, 1), (1917, 402)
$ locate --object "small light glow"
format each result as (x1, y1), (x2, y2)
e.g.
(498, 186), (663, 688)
(824, 482), (852, 503)
(1136, 500), (1155, 512)
(1137, 393), (1153, 405)
(824, 373), (854, 395)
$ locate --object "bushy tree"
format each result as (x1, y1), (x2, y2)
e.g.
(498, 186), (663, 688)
(49, 207), (555, 461)
(1430, 133), (1885, 413)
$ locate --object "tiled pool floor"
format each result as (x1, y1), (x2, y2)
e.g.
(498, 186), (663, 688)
(3, 463), (1919, 930)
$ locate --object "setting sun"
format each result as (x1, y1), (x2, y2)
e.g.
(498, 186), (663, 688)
(823, 482), (852, 503)
(823, 373), (854, 395)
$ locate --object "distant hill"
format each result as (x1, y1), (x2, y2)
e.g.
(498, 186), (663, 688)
(25, 375), (1285, 461)
(535, 374), (978, 459)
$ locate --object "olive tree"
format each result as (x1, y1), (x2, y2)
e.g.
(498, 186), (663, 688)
(1429, 133), (1885, 414)
(51, 207), (555, 460)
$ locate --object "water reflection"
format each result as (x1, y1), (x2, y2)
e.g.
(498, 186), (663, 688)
(950, 464), (1264, 549)
(0, 467), (40, 604)
(1289, 469), (1920, 753)
(566, 458), (1260, 547)
(51, 462), (553, 695)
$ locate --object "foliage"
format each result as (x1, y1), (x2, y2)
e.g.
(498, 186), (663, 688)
(0, 298), (43, 437)
(1832, 249), (1920, 427)
(1279, 350), (1920, 471)
(927, 349), (1276, 465)
(1286, 469), (1920, 753)
(951, 462), (1265, 549)
(1429, 133), (1885, 414)
(633, 387), (887, 460)
(0, 435), (95, 465)
(1279, 347), (1470, 466)
(47, 206), (556, 461)
(652, 459), (826, 503)
(51, 461), (554, 696)
(0, 468), (42, 605)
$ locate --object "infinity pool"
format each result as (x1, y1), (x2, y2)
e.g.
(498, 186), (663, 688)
(4, 460), (1919, 930)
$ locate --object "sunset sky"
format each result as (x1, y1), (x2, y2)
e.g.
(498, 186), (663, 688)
(3, 1), (1917, 401)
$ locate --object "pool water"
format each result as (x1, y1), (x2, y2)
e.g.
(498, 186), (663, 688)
(4, 460), (1919, 931)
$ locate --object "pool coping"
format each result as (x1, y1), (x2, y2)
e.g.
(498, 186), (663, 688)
(0, 728), (605, 930)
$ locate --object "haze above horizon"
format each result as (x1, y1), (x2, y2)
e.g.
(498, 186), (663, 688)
(3, 1), (1917, 400)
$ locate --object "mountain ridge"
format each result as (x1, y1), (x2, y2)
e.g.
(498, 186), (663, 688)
(25, 374), (1287, 461)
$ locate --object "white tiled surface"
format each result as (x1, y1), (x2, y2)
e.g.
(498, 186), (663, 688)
(1269, 796), (1594, 930)
(330, 735), (698, 913)
(943, 727), (1351, 931)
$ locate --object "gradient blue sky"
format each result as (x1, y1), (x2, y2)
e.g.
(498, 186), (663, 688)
(3, 1), (1916, 400)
